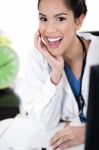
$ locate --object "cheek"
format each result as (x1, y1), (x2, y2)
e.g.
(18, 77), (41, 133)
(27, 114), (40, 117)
(62, 26), (76, 41)
(59, 23), (70, 35)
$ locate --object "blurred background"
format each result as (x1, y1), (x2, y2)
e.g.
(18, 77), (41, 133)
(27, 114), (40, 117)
(0, 0), (99, 78)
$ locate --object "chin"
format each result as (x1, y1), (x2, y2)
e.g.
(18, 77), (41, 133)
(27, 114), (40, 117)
(49, 51), (59, 57)
(47, 48), (61, 56)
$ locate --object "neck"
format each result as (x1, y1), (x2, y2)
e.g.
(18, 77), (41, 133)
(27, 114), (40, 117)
(63, 35), (83, 67)
(63, 35), (85, 79)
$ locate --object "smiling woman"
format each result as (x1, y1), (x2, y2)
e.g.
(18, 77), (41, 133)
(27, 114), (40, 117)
(14, 0), (99, 150)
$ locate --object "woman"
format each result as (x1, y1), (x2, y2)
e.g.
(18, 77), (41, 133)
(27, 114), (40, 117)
(16, 0), (99, 149)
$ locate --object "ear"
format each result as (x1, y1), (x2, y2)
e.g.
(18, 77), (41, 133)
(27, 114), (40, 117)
(75, 14), (85, 30)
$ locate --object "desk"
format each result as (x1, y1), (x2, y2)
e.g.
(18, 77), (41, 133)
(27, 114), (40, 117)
(0, 116), (84, 150)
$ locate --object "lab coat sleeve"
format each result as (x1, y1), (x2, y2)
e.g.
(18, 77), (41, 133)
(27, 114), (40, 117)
(15, 48), (64, 130)
(30, 75), (63, 130)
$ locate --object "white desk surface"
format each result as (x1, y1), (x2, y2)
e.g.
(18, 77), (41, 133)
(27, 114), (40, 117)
(0, 116), (84, 150)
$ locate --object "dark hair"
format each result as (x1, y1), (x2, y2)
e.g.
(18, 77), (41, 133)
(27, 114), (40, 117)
(38, 0), (87, 18)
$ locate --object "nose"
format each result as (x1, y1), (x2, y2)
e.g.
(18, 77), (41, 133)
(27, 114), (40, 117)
(45, 22), (57, 35)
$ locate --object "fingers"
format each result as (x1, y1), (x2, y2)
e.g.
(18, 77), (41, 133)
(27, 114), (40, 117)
(50, 135), (75, 149)
(50, 126), (85, 150)
(50, 130), (77, 150)
(34, 30), (40, 48)
(34, 30), (51, 57)
(56, 139), (78, 150)
(50, 135), (74, 150)
(34, 30), (44, 52)
(50, 127), (70, 145)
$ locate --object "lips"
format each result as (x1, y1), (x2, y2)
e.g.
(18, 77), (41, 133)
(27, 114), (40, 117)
(46, 37), (62, 49)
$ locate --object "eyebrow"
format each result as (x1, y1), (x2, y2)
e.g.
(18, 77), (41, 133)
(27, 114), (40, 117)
(39, 13), (68, 17)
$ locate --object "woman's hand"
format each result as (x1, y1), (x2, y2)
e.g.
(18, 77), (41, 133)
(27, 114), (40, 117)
(50, 125), (86, 150)
(34, 31), (64, 85)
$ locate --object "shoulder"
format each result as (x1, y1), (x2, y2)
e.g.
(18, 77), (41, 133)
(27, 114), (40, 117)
(77, 32), (99, 41)
(77, 32), (99, 49)
(79, 32), (99, 65)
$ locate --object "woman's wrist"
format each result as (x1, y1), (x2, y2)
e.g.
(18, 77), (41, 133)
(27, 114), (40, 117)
(50, 71), (62, 85)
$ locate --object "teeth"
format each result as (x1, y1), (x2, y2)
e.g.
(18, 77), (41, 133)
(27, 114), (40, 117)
(48, 37), (62, 42)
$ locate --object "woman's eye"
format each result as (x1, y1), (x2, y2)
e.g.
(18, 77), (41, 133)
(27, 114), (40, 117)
(39, 17), (47, 22)
(57, 17), (66, 21)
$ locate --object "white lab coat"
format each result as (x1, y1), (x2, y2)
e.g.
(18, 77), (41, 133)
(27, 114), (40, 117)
(15, 33), (99, 130)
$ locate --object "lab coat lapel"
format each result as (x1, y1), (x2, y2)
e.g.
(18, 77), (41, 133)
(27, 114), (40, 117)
(62, 71), (79, 116)
(63, 71), (73, 96)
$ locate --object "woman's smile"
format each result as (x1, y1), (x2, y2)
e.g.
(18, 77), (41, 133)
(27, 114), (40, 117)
(46, 36), (63, 49)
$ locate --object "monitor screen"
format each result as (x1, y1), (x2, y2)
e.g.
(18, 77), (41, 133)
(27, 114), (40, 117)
(85, 65), (99, 150)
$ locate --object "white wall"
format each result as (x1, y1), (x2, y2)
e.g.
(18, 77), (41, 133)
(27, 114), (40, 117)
(80, 0), (99, 31)
(0, 0), (99, 77)
(0, 0), (38, 77)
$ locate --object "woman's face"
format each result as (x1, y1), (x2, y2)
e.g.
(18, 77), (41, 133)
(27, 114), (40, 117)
(38, 0), (82, 56)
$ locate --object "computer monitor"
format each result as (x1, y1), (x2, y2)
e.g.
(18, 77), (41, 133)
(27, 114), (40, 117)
(85, 65), (99, 150)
